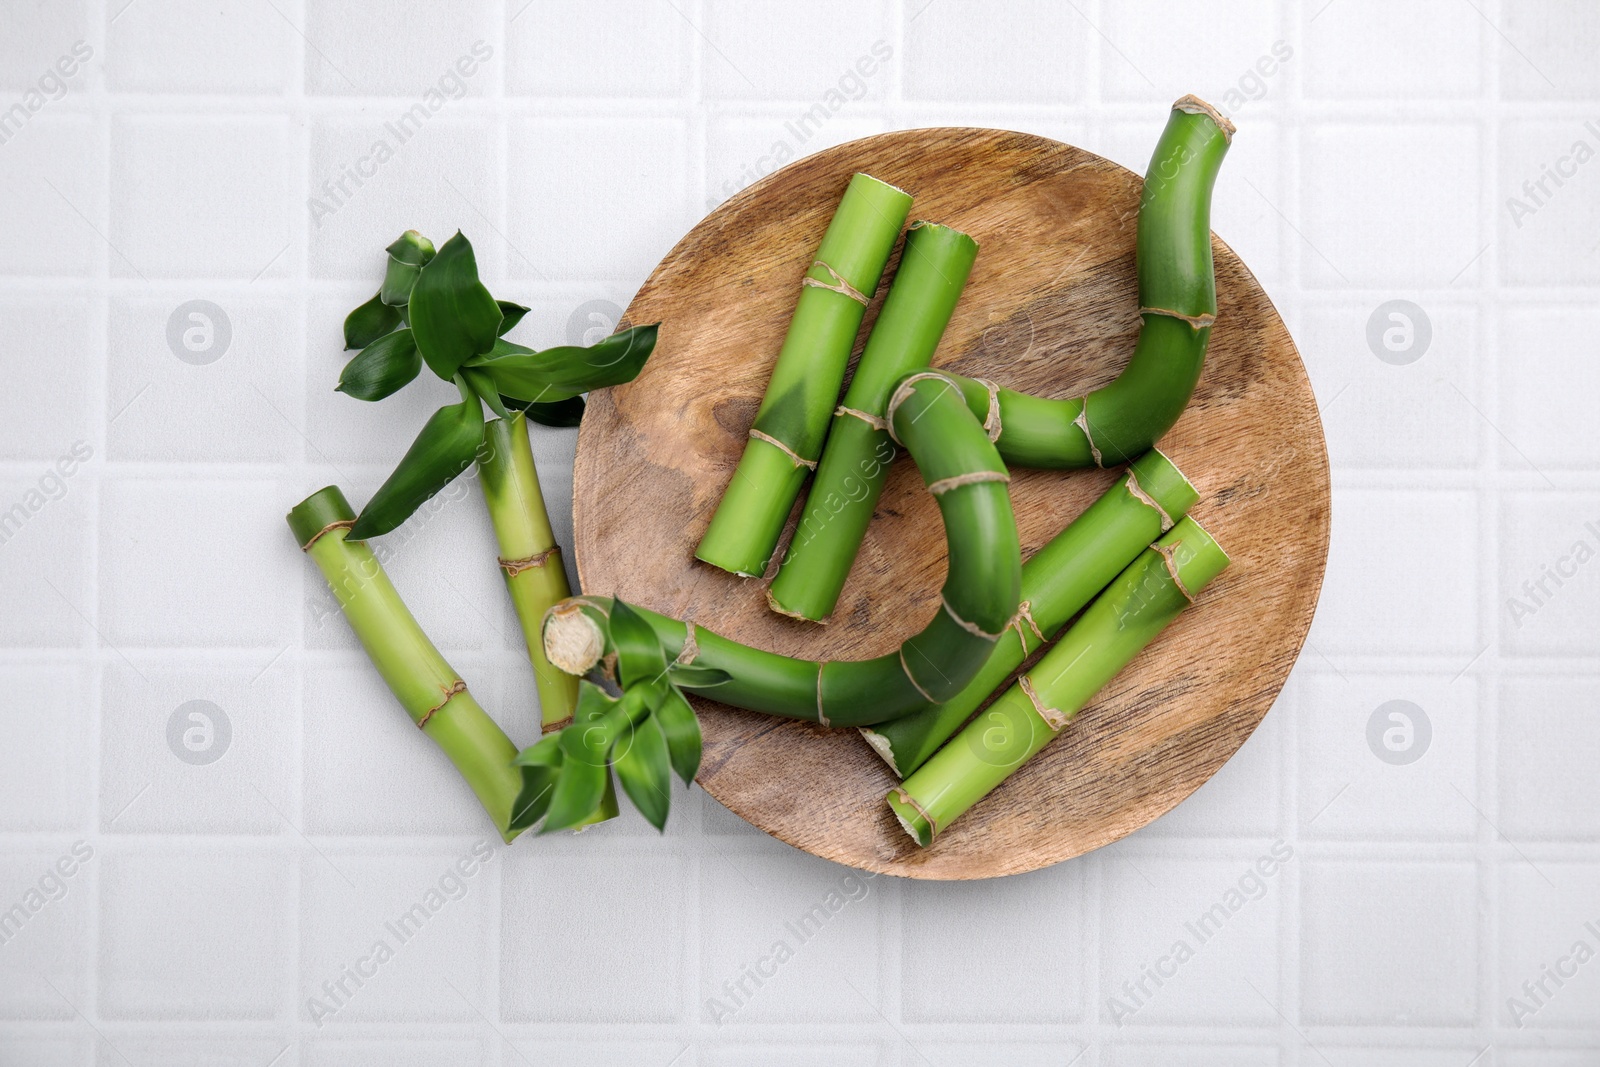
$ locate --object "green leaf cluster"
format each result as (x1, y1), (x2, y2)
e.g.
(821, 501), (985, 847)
(508, 600), (723, 833)
(335, 230), (660, 539)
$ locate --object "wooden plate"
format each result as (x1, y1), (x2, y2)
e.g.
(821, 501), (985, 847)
(573, 127), (1329, 879)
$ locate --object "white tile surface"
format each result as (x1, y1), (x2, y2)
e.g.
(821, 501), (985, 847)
(0, 0), (1596, 1059)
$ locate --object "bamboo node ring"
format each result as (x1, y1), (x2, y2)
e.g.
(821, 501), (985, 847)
(498, 545), (559, 576)
(749, 428), (817, 470)
(1019, 675), (1070, 731)
(801, 259), (869, 305)
(417, 679), (468, 729)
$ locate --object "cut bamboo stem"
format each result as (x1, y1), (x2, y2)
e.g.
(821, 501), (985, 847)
(768, 221), (979, 622)
(545, 372), (1020, 727)
(477, 414), (580, 732)
(886, 515), (1230, 846)
(287, 486), (523, 842)
(860, 448), (1198, 778)
(696, 172), (914, 577)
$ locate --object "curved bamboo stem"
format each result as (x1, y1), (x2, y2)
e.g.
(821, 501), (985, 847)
(287, 487), (523, 842)
(860, 447), (1198, 777)
(696, 172), (914, 577)
(544, 372), (1020, 727)
(943, 95), (1233, 469)
(769, 221), (979, 622)
(886, 515), (1230, 846)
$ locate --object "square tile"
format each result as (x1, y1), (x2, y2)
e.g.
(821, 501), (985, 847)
(94, 1034), (294, 1067)
(1102, 1045), (1277, 1067)
(1499, 309), (1600, 473)
(0, 843), (94, 1019)
(1499, 676), (1600, 839)
(108, 296), (299, 463)
(1303, 0), (1481, 99)
(0, 466), (93, 648)
(1300, 860), (1476, 1025)
(1295, 301), (1480, 469)
(306, 118), (496, 281)
(1498, 493), (1600, 656)
(1499, 121), (1600, 287)
(109, 115), (291, 279)
(918, 1043), (1087, 1067)
(1097, 851), (1289, 1026)
(903, 862), (1085, 1022)
(506, 0), (688, 97)
(1500, 0), (1600, 99)
(0, 115), (99, 276)
(1497, 863), (1600, 1029)
(301, 664), (504, 837)
(1297, 674), (1478, 840)
(304, 1037), (488, 1067)
(100, 662), (294, 835)
(907, 0), (1084, 103)
(508, 118), (689, 280)
(0, 296), (92, 460)
(1100, 1), (1278, 105)
(1300, 124), (1482, 289)
(503, 1040), (687, 1067)
(106, 0), (289, 93)
(1308, 489), (1479, 656)
(99, 477), (294, 648)
(701, 1044), (890, 1067)
(0, 1), (91, 93)
(501, 850), (687, 1022)
(7, 1036), (86, 1067)
(0, 665), (92, 832)
(98, 847), (291, 1019)
(704, 0), (891, 101)
(303, 0), (497, 96)
(299, 846), (498, 1024)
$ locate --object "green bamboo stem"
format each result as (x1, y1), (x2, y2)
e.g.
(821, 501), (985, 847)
(544, 372), (1020, 727)
(287, 487), (523, 842)
(477, 414), (580, 732)
(860, 447), (1198, 778)
(696, 172), (914, 577)
(942, 96), (1233, 469)
(768, 221), (979, 622)
(886, 515), (1230, 846)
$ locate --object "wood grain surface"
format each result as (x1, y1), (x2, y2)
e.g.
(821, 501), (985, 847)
(572, 127), (1330, 879)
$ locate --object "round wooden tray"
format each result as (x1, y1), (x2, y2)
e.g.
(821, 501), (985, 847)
(573, 127), (1329, 879)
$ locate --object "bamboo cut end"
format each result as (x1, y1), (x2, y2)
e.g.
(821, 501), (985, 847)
(1172, 94), (1235, 142)
(858, 728), (900, 777)
(542, 601), (605, 676)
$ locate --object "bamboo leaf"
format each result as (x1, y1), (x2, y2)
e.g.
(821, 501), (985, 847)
(608, 598), (668, 688)
(344, 291), (401, 350)
(572, 679), (619, 724)
(613, 713), (672, 831)
(460, 368), (511, 420)
(463, 323), (659, 404)
(667, 663), (731, 689)
(380, 230), (436, 306)
(508, 733), (563, 831)
(654, 688), (702, 785)
(496, 300), (530, 335)
(337, 329), (422, 401)
(512, 732), (564, 767)
(506, 394), (586, 427)
(349, 387), (485, 539)
(407, 232), (503, 380)
(539, 759), (609, 833)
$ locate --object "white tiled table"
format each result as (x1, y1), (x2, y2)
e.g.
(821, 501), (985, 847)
(2, 0), (1597, 1062)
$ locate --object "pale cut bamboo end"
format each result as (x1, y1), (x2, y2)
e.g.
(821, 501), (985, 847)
(543, 601), (605, 675)
(766, 587), (825, 624)
(1172, 94), (1235, 142)
(858, 728), (900, 777)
